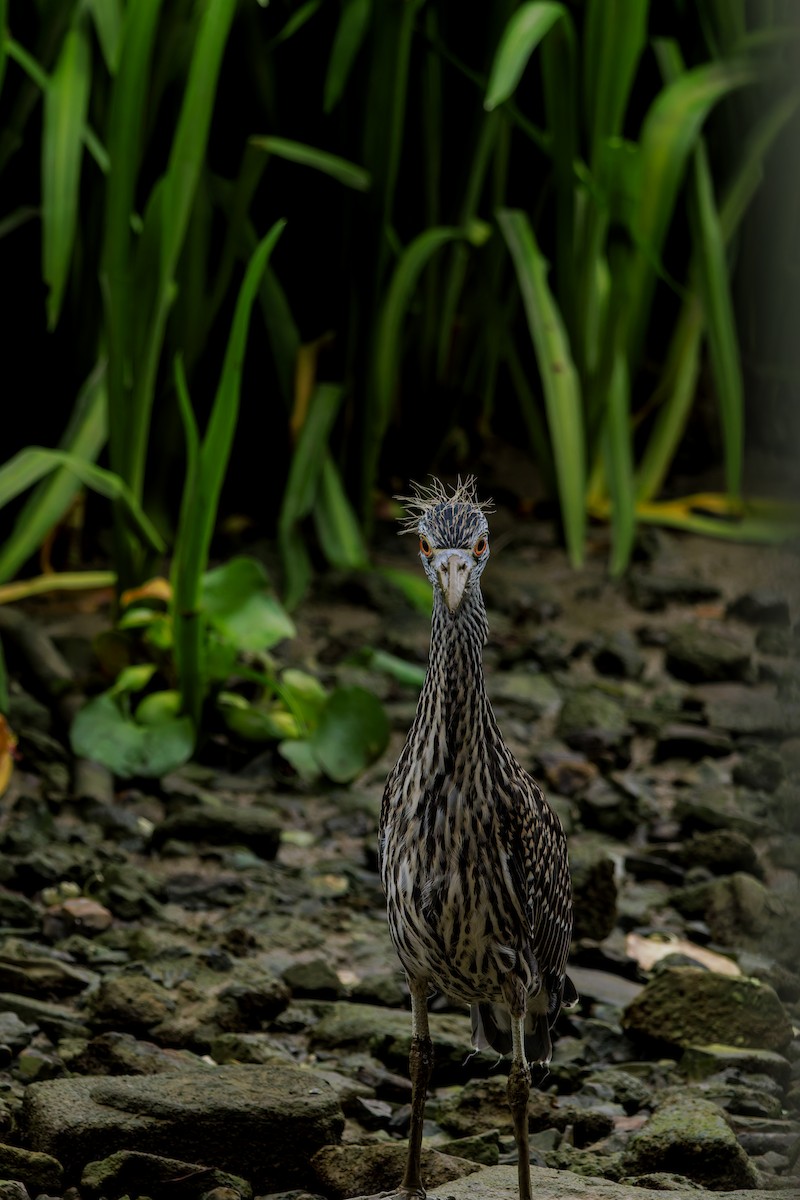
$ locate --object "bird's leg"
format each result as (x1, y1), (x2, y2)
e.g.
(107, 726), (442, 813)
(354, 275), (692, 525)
(400, 980), (434, 1198)
(508, 1014), (533, 1200)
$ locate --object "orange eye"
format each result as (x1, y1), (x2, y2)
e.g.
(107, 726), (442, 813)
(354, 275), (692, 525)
(420, 537), (433, 557)
(473, 537), (487, 557)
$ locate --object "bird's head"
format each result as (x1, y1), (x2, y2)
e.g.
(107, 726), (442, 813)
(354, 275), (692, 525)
(398, 476), (492, 614)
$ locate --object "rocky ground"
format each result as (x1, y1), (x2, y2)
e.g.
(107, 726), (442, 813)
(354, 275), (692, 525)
(0, 510), (799, 1200)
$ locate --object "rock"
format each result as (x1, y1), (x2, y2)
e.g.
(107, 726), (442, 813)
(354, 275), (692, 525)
(670, 872), (794, 955)
(568, 841), (618, 941)
(0, 993), (86, 1039)
(75, 1031), (211, 1076)
(150, 804), (281, 861)
(0, 1184), (31, 1200)
(0, 889), (39, 929)
(567, 967), (642, 1011)
(693, 682), (799, 736)
(577, 777), (639, 836)
(534, 746), (598, 798)
(0, 1145), (62, 1194)
(309, 1002), (496, 1083)
(577, 1068), (652, 1114)
(622, 967), (793, 1052)
(732, 746), (785, 793)
(89, 972), (176, 1031)
(80, 1150), (252, 1200)
(436, 1131), (500, 1166)
(435, 1076), (512, 1137)
(665, 624), (751, 684)
(728, 590), (791, 627)
(556, 690), (630, 766)
(681, 830), (761, 876)
(621, 1094), (758, 1189)
(627, 572), (721, 611)
(489, 671), (561, 717)
(673, 785), (775, 838)
(41, 897), (114, 938)
(653, 723), (733, 762)
(592, 631), (644, 680)
(310, 1142), (480, 1199)
(21, 1064), (344, 1190)
(282, 959), (343, 999)
(680, 1044), (792, 1089)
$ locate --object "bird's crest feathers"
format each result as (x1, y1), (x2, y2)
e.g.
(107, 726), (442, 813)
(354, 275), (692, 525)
(396, 475), (493, 535)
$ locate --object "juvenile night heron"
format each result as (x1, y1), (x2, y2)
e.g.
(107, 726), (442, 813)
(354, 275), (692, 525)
(377, 478), (575, 1200)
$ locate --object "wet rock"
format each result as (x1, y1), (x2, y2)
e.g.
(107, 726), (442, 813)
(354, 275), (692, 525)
(592, 631), (644, 680)
(89, 972), (176, 1032)
(309, 1003), (496, 1083)
(680, 1043), (792, 1089)
(732, 746), (785, 793)
(653, 723), (733, 762)
(556, 690), (631, 766)
(210, 1032), (294, 1066)
(41, 897), (114, 939)
(0, 993), (87, 1039)
(577, 777), (639, 836)
(534, 746), (598, 799)
(681, 830), (761, 876)
(0, 1183), (31, 1200)
(349, 971), (406, 1008)
(0, 939), (97, 996)
(490, 671), (561, 718)
(622, 967), (793, 1052)
(434, 1076), (513, 1136)
(150, 803), (281, 861)
(436, 1131), (500, 1166)
(728, 590), (791, 627)
(569, 840), (618, 941)
(671, 872), (792, 954)
(0, 1011), (37, 1052)
(0, 1145), (62, 1194)
(621, 1094), (758, 1189)
(311, 1142), (480, 1199)
(0, 889), (39, 930)
(628, 573), (721, 612)
(80, 1149), (252, 1200)
(567, 967), (642, 1011)
(21, 1064), (344, 1190)
(282, 959), (343, 999)
(693, 682), (799, 736)
(665, 624), (751, 684)
(75, 1031), (211, 1076)
(577, 1068), (652, 1114)
(673, 784), (774, 838)
(544, 1144), (624, 1180)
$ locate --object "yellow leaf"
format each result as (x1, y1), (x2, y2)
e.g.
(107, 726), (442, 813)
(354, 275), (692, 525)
(0, 715), (18, 798)
(120, 577), (172, 609)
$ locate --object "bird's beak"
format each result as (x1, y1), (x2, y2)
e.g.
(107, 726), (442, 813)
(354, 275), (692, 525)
(434, 550), (472, 613)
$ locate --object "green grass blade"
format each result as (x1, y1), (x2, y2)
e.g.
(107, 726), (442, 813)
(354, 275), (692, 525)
(250, 135), (371, 191)
(279, 384), (345, 608)
(323, 0), (371, 114)
(0, 0), (7, 99)
(583, 0), (648, 167)
(498, 208), (586, 566)
(601, 351), (635, 576)
(0, 360), (108, 584)
(172, 356), (203, 729)
(368, 226), (466, 511)
(42, 18), (91, 329)
(85, 0), (123, 74)
(690, 141), (743, 500)
(313, 455), (370, 570)
(484, 1), (568, 111)
(269, 0), (322, 47)
(0, 448), (164, 554)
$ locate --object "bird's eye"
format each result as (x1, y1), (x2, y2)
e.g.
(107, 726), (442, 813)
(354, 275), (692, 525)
(473, 537), (488, 557)
(420, 537), (433, 557)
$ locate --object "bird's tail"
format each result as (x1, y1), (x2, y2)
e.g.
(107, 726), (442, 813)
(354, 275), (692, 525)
(471, 974), (578, 1064)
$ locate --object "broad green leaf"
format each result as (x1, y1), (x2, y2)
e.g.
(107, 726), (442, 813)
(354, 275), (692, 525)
(277, 668), (328, 730)
(71, 693), (195, 778)
(218, 694), (300, 742)
(278, 738), (322, 782)
(0, 447), (164, 553)
(309, 686), (390, 782)
(250, 135), (370, 191)
(324, 0), (371, 113)
(376, 565), (432, 614)
(42, 20), (91, 329)
(112, 663), (157, 694)
(135, 690), (181, 725)
(0, 360), (108, 584)
(356, 647), (426, 689)
(201, 557), (296, 653)
(485, 2), (568, 111)
(497, 209), (586, 566)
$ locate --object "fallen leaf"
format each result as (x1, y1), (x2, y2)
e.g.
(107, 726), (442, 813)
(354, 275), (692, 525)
(626, 931), (740, 977)
(0, 715), (18, 797)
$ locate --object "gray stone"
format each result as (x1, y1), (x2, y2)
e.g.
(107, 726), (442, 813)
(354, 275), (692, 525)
(666, 624), (751, 684)
(653, 722), (733, 762)
(312, 1143), (479, 1199)
(592, 631), (644, 680)
(622, 1094), (758, 1189)
(673, 784), (775, 838)
(627, 573), (721, 612)
(0, 1184), (30, 1200)
(732, 745), (785, 793)
(75, 1031), (211, 1076)
(435, 1131), (500, 1166)
(21, 1064), (343, 1190)
(150, 804), (281, 860)
(670, 871), (797, 959)
(569, 840), (617, 941)
(89, 973), (176, 1031)
(282, 959), (343, 999)
(622, 967), (793, 1052)
(0, 890), (39, 929)
(680, 1043), (792, 1089)
(728, 590), (791, 627)
(694, 682), (800, 736)
(556, 690), (630, 765)
(309, 1002), (497, 1082)
(0, 993), (87, 1039)
(681, 829), (760, 876)
(80, 1150), (252, 1200)
(489, 671), (561, 717)
(0, 1145), (62, 1194)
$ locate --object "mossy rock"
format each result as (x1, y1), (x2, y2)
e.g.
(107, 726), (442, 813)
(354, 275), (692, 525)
(622, 1095), (758, 1189)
